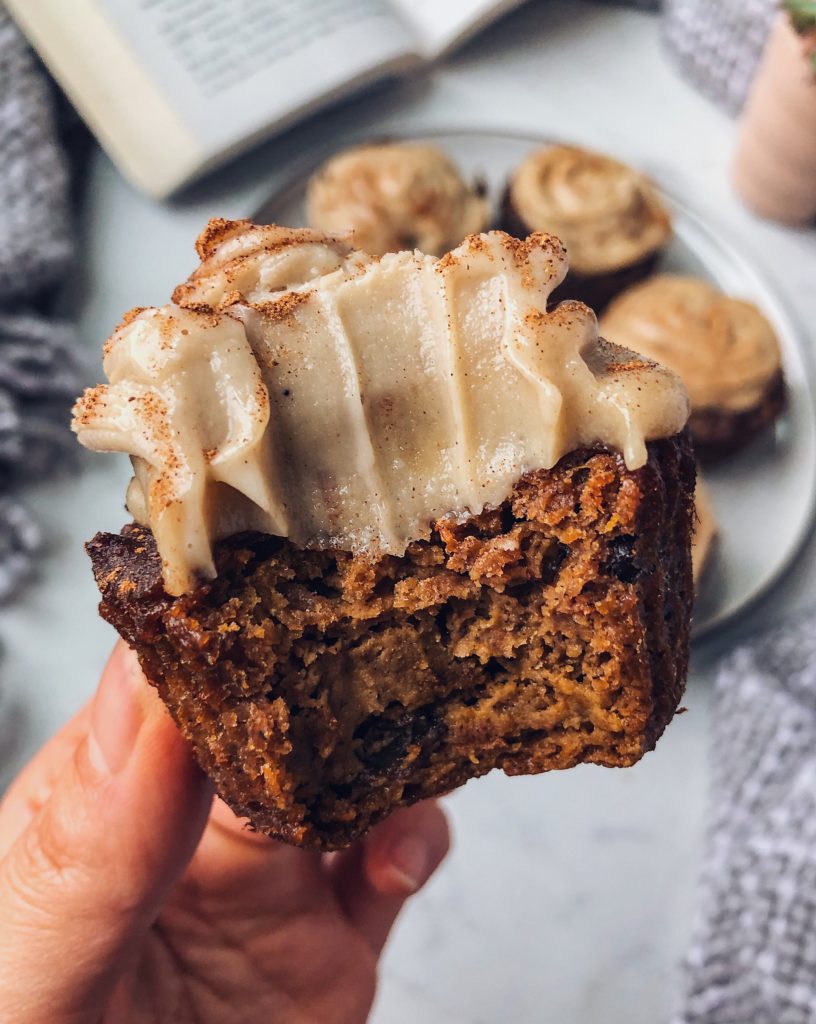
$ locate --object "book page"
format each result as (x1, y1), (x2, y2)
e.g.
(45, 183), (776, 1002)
(391, 0), (529, 58)
(98, 0), (417, 153)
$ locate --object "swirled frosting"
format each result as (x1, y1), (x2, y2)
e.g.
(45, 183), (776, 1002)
(73, 219), (689, 596)
(601, 275), (782, 413)
(306, 143), (489, 256)
(508, 145), (672, 275)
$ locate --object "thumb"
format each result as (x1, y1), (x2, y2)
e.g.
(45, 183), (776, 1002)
(0, 642), (212, 1024)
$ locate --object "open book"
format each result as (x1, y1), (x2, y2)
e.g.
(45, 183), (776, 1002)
(6, 0), (528, 199)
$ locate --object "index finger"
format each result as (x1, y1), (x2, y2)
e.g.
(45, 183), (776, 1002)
(0, 703), (92, 861)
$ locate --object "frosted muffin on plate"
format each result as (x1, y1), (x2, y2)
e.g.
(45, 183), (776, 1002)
(73, 219), (694, 850)
(502, 144), (672, 311)
(602, 275), (786, 461)
(306, 142), (489, 256)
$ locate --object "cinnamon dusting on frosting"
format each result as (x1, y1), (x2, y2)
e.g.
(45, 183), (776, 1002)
(253, 291), (313, 323)
(73, 220), (689, 596)
(195, 217), (249, 259)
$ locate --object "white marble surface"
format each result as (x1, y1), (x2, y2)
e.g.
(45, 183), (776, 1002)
(1, 2), (815, 1021)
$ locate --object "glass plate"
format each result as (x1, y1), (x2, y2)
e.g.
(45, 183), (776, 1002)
(254, 127), (816, 640)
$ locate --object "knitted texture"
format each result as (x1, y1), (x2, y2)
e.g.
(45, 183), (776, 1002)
(594, 0), (774, 112)
(0, 497), (42, 603)
(0, 11), (73, 298)
(676, 611), (816, 1023)
(602, 0), (660, 8)
(0, 9), (83, 601)
(662, 0), (778, 113)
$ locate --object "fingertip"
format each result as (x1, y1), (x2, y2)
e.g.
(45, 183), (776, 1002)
(331, 802), (451, 954)
(364, 801), (451, 897)
(87, 643), (148, 776)
(82, 640), (212, 865)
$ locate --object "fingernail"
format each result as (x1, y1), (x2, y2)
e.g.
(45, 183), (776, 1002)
(387, 834), (430, 894)
(88, 645), (147, 775)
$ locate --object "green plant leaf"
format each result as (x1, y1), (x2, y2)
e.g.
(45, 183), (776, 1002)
(784, 0), (816, 33)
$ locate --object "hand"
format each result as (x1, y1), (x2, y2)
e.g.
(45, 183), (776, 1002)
(0, 642), (450, 1023)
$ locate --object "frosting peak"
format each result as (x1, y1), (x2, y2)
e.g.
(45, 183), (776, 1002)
(73, 221), (688, 596)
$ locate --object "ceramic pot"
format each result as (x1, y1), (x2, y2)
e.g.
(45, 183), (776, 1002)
(732, 13), (816, 225)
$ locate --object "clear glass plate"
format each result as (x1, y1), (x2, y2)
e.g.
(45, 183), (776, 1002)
(254, 127), (816, 640)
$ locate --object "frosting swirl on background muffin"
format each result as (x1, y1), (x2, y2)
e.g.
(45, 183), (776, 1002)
(306, 143), (489, 256)
(508, 145), (672, 275)
(601, 275), (782, 413)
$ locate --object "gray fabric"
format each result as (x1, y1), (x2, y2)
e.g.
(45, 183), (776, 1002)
(676, 611), (816, 1023)
(602, 0), (660, 8)
(662, 0), (778, 113)
(0, 9), (84, 602)
(0, 497), (42, 603)
(0, 313), (82, 480)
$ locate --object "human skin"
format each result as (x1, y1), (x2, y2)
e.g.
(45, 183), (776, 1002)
(0, 642), (450, 1023)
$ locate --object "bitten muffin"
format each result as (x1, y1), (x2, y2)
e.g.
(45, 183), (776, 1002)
(306, 142), (489, 256)
(73, 220), (694, 850)
(89, 441), (694, 850)
(602, 275), (786, 461)
(502, 144), (672, 311)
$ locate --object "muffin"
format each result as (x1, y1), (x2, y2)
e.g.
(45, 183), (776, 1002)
(73, 220), (694, 850)
(602, 275), (786, 461)
(503, 144), (672, 311)
(305, 142), (489, 256)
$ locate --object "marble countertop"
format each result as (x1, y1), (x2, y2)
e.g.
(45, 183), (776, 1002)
(2, 2), (816, 1021)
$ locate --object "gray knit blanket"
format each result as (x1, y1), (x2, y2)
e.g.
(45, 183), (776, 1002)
(0, 9), (84, 601)
(676, 612), (816, 1023)
(662, 0), (778, 113)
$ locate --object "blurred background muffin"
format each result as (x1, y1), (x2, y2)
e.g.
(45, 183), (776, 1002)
(502, 144), (672, 311)
(306, 142), (489, 256)
(601, 275), (785, 461)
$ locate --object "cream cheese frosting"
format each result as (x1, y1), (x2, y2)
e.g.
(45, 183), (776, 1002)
(508, 145), (672, 276)
(601, 275), (782, 413)
(73, 220), (689, 596)
(306, 143), (489, 256)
